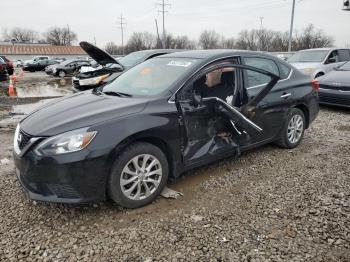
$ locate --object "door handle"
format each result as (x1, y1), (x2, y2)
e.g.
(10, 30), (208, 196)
(281, 93), (291, 99)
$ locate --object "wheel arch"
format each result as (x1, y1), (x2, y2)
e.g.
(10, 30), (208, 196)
(293, 104), (310, 129)
(109, 133), (177, 181)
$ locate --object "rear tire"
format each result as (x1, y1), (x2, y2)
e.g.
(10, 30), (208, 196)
(58, 70), (66, 78)
(276, 108), (305, 149)
(107, 142), (168, 208)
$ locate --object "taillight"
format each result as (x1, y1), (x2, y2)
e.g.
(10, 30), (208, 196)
(311, 79), (320, 92)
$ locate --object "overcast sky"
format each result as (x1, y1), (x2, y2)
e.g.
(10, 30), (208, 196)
(1, 0), (349, 48)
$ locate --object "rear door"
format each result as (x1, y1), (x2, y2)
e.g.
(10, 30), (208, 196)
(176, 61), (279, 165)
(242, 56), (290, 144)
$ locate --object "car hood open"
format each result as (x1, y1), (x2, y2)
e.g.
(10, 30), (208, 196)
(80, 41), (124, 69)
(20, 92), (147, 136)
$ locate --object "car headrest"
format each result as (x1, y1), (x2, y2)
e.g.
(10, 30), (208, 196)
(221, 71), (235, 85)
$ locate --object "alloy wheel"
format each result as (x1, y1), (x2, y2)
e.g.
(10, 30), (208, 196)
(120, 154), (162, 200)
(287, 114), (304, 144)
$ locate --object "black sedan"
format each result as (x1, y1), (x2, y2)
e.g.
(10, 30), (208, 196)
(318, 61), (350, 108)
(72, 41), (179, 91)
(13, 50), (319, 208)
(0, 57), (9, 81)
(23, 59), (58, 72)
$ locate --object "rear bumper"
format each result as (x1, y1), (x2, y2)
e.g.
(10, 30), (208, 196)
(319, 88), (350, 108)
(13, 148), (111, 204)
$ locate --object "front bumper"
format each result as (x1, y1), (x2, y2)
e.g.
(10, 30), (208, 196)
(13, 147), (111, 204)
(319, 88), (350, 108)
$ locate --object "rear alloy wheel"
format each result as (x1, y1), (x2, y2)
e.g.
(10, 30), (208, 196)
(276, 108), (305, 149)
(108, 142), (168, 208)
(58, 70), (66, 78)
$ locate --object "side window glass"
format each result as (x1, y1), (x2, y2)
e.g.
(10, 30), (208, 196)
(244, 57), (279, 88)
(338, 50), (350, 62)
(327, 51), (339, 64)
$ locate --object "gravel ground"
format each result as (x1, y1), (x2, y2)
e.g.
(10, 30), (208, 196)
(0, 102), (349, 261)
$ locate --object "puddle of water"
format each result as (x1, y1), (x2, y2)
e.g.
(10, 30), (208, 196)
(0, 99), (57, 126)
(16, 78), (73, 98)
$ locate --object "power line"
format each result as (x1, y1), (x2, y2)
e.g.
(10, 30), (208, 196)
(118, 14), (126, 55)
(156, 0), (171, 48)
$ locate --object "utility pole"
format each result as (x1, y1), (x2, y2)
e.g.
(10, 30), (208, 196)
(156, 0), (171, 48)
(67, 24), (71, 45)
(155, 19), (161, 48)
(118, 14), (126, 55)
(288, 0), (296, 52)
(259, 17), (264, 51)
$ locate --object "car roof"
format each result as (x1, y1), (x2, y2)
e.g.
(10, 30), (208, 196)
(132, 49), (182, 55)
(298, 47), (349, 52)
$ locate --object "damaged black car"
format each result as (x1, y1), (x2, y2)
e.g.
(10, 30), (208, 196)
(72, 41), (179, 91)
(13, 50), (319, 208)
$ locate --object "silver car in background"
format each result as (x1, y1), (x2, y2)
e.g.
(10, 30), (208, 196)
(288, 48), (350, 78)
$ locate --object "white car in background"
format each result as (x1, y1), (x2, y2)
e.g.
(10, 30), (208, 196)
(288, 48), (350, 78)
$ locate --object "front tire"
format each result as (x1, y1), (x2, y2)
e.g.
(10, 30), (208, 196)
(58, 70), (66, 78)
(108, 142), (168, 208)
(276, 108), (305, 149)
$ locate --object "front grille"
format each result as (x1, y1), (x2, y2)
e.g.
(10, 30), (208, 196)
(18, 130), (32, 150)
(48, 184), (80, 199)
(319, 94), (350, 106)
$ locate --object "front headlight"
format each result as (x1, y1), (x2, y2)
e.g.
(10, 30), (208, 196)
(34, 128), (97, 156)
(79, 74), (109, 86)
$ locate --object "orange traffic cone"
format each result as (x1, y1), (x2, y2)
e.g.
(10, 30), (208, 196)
(12, 73), (17, 82)
(8, 78), (16, 97)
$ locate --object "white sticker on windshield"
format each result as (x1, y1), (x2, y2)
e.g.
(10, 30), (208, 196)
(167, 61), (192, 67)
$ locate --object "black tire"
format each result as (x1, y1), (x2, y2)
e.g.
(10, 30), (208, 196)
(58, 70), (66, 78)
(275, 108), (306, 149)
(107, 142), (168, 208)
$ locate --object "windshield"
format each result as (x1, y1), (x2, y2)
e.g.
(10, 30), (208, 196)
(337, 61), (350, 71)
(118, 51), (152, 68)
(288, 50), (329, 63)
(102, 57), (199, 97)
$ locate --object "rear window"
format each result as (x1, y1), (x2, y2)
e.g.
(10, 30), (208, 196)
(278, 63), (291, 79)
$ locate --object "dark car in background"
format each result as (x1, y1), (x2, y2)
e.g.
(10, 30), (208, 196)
(0, 56), (14, 75)
(0, 57), (9, 81)
(13, 50), (319, 208)
(318, 61), (350, 107)
(46, 59), (91, 77)
(23, 59), (59, 72)
(72, 41), (179, 91)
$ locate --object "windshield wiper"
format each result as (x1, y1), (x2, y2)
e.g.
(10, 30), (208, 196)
(103, 91), (132, 97)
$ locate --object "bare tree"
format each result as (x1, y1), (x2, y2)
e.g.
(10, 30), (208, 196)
(293, 24), (334, 50)
(105, 42), (121, 55)
(3, 27), (39, 43)
(44, 27), (77, 45)
(199, 30), (220, 49)
(221, 37), (236, 49)
(126, 32), (157, 52)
